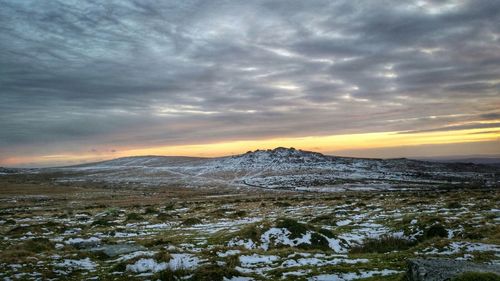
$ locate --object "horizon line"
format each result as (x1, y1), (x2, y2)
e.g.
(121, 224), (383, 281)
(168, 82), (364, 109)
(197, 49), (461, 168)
(5, 148), (500, 169)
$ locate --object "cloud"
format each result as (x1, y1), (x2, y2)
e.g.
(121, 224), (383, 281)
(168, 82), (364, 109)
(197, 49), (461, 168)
(398, 122), (500, 134)
(0, 0), (499, 162)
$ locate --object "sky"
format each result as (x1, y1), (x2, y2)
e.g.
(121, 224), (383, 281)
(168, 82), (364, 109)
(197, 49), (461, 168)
(1, 0), (499, 167)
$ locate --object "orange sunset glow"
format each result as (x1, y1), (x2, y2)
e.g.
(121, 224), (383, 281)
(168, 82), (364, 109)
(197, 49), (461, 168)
(4, 126), (499, 167)
(1, 2), (500, 279)
(1, 0), (500, 167)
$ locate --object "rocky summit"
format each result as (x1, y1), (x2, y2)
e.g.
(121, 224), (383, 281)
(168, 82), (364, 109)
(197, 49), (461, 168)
(17, 147), (498, 191)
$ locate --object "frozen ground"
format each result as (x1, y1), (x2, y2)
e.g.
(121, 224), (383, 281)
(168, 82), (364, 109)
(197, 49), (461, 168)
(0, 175), (498, 280)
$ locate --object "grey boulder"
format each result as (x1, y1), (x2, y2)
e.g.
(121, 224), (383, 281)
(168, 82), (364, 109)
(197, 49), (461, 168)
(407, 259), (500, 281)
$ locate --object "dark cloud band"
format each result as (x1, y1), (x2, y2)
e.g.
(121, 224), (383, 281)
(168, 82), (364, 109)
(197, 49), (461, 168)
(1, 0), (499, 162)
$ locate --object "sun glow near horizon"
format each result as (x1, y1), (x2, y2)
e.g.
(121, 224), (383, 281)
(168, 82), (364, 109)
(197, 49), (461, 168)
(4, 127), (499, 167)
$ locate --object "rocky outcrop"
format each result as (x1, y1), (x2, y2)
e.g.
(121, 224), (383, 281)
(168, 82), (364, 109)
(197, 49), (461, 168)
(407, 259), (500, 281)
(89, 243), (146, 257)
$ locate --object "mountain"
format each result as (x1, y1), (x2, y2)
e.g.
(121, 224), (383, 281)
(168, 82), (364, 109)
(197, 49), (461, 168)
(413, 155), (500, 166)
(0, 167), (18, 175)
(14, 147), (500, 191)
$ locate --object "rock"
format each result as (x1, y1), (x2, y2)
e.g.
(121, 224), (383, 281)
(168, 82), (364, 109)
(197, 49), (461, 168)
(65, 237), (101, 249)
(88, 243), (147, 257)
(407, 259), (500, 281)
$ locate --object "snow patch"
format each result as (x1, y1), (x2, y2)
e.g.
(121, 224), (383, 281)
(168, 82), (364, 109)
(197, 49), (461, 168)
(239, 254), (279, 267)
(126, 258), (167, 273)
(54, 258), (97, 271)
(308, 269), (401, 280)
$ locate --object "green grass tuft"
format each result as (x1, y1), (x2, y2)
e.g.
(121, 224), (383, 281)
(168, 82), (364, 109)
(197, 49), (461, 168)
(423, 224), (448, 239)
(126, 212), (144, 221)
(447, 201), (463, 209)
(350, 235), (416, 253)
(189, 264), (240, 281)
(144, 206), (157, 214)
(276, 218), (308, 239)
(309, 214), (336, 225)
(181, 217), (202, 226)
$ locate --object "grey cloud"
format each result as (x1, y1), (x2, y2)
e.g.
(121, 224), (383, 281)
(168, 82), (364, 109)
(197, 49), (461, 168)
(399, 122), (500, 134)
(480, 113), (500, 120)
(1, 0), (499, 163)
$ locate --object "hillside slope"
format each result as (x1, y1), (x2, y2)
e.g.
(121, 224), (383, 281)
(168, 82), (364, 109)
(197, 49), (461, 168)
(21, 147), (500, 190)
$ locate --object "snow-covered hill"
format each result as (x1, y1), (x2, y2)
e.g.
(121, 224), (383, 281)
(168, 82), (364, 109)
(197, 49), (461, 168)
(29, 147), (500, 190)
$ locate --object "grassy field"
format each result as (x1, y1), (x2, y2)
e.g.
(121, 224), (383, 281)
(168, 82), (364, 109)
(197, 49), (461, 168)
(0, 176), (498, 280)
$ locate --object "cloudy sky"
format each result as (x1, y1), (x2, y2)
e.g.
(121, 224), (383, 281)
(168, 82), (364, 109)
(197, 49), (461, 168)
(1, 0), (499, 167)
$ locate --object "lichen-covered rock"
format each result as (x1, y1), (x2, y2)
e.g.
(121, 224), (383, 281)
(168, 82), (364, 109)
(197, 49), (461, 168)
(407, 259), (500, 281)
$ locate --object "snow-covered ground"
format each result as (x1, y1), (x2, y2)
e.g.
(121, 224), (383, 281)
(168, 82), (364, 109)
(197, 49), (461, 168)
(30, 147), (499, 190)
(0, 156), (498, 280)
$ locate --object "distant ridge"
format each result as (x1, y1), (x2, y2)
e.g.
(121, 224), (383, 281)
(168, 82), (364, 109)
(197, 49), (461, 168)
(413, 155), (500, 166)
(22, 147), (496, 191)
